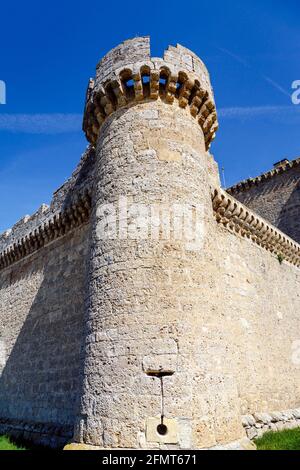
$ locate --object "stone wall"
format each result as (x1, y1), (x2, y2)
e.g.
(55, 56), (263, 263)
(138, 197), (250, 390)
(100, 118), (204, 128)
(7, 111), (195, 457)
(213, 222), (300, 414)
(242, 409), (300, 440)
(0, 149), (94, 448)
(0, 224), (90, 448)
(208, 189), (300, 443)
(227, 159), (300, 244)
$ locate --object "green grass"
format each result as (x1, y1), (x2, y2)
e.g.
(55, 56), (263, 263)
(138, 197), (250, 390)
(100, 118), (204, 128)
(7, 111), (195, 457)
(255, 427), (300, 450)
(0, 436), (27, 450)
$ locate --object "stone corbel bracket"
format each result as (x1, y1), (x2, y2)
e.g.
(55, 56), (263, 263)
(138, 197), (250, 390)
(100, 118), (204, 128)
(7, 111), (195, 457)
(83, 37), (218, 151)
(0, 189), (92, 271)
(212, 187), (300, 267)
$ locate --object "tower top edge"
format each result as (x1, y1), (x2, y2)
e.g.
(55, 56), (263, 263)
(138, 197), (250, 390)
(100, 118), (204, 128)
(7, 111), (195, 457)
(94, 36), (211, 90)
(83, 37), (218, 150)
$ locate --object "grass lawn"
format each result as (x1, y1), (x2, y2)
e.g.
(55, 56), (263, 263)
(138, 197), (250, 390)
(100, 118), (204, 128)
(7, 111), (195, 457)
(0, 436), (27, 450)
(255, 427), (300, 450)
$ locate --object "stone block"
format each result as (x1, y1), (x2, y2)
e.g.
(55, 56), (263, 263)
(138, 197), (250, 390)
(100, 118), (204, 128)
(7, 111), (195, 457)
(146, 417), (178, 444)
(253, 412), (272, 424)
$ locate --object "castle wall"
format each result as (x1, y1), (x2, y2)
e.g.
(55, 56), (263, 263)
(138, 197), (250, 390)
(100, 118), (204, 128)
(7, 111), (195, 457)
(145, 189), (300, 448)
(0, 149), (94, 448)
(0, 224), (90, 447)
(2, 168), (300, 450)
(182, 216), (300, 447)
(1, 36), (300, 451)
(228, 163), (300, 244)
(213, 223), (300, 414)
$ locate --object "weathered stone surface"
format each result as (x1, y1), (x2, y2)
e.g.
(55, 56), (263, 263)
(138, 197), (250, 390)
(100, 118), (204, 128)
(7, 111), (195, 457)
(293, 409), (300, 419)
(64, 443), (103, 450)
(146, 418), (178, 444)
(0, 153), (92, 447)
(1, 37), (300, 451)
(253, 413), (272, 424)
(83, 37), (218, 151)
(207, 437), (256, 451)
(270, 411), (284, 422)
(243, 415), (256, 427)
(242, 408), (300, 441)
(227, 158), (300, 244)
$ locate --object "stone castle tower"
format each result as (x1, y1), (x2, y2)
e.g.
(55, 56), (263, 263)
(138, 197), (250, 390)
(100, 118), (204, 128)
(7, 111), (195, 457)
(76, 36), (226, 449)
(1, 37), (300, 450)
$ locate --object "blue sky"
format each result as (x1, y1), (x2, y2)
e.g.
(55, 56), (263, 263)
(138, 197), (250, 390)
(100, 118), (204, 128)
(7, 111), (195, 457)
(0, 0), (299, 232)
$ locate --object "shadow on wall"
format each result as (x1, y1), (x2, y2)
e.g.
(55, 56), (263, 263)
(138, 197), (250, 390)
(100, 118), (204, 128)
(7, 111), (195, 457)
(0, 158), (93, 449)
(277, 182), (300, 245)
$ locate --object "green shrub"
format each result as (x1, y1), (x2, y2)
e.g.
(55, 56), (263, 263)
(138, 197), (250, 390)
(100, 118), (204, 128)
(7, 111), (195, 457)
(0, 435), (27, 451)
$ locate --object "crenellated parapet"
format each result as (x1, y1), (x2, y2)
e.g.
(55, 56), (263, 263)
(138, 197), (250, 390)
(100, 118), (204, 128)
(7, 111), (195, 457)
(0, 147), (95, 271)
(83, 37), (218, 151)
(0, 189), (92, 271)
(212, 187), (300, 267)
(227, 157), (300, 196)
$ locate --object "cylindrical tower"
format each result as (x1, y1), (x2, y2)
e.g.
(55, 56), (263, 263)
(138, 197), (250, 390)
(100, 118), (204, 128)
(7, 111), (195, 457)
(74, 37), (244, 449)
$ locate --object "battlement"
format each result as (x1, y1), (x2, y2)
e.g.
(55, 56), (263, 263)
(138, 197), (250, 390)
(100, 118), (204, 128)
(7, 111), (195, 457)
(212, 187), (300, 267)
(227, 157), (300, 195)
(83, 37), (218, 150)
(0, 147), (95, 270)
(227, 156), (300, 244)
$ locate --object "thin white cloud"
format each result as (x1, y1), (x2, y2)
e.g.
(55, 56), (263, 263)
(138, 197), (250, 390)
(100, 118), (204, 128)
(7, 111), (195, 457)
(0, 113), (82, 134)
(217, 47), (250, 68)
(219, 105), (300, 121)
(217, 46), (290, 98)
(262, 75), (291, 98)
